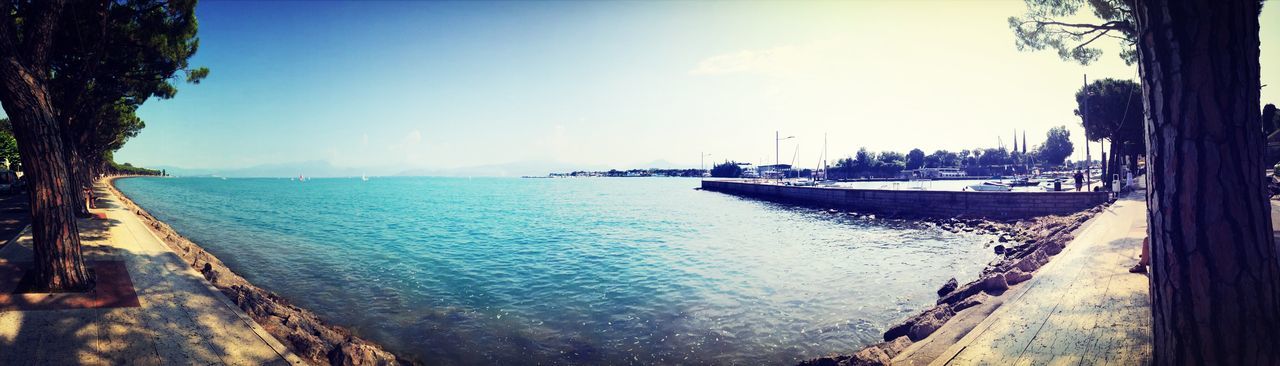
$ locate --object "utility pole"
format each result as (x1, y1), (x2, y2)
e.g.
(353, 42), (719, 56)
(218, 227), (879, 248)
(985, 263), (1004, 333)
(1083, 74), (1091, 189)
(774, 131), (795, 181)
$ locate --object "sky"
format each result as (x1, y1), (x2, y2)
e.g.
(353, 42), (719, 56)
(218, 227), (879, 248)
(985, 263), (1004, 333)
(109, 1), (1280, 175)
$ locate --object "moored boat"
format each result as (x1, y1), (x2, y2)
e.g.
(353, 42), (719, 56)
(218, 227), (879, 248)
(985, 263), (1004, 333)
(966, 181), (1013, 192)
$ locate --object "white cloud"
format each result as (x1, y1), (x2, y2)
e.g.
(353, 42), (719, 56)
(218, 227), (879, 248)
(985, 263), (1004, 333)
(690, 40), (843, 77)
(405, 130), (422, 145)
(391, 129), (423, 150)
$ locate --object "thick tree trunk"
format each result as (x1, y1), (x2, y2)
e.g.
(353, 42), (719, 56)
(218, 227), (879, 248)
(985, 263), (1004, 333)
(65, 146), (89, 217)
(0, 0), (87, 292)
(0, 69), (90, 291)
(1134, 0), (1280, 364)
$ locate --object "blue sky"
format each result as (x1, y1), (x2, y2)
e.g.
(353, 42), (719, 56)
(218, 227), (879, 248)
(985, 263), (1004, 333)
(112, 1), (1280, 174)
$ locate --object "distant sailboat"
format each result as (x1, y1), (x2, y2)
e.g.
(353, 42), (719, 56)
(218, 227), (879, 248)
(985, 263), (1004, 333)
(361, 173), (369, 182)
(299, 174), (306, 182)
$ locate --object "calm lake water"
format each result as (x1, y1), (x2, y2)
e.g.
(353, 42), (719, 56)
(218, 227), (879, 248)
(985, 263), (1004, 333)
(116, 177), (997, 365)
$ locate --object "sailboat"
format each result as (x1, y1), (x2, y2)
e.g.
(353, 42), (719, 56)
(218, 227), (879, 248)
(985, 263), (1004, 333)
(299, 174), (306, 182)
(361, 173), (369, 182)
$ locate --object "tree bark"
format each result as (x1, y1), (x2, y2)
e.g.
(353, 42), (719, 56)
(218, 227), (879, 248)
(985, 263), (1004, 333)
(1134, 0), (1280, 363)
(0, 70), (90, 291)
(0, 0), (88, 292)
(65, 144), (90, 217)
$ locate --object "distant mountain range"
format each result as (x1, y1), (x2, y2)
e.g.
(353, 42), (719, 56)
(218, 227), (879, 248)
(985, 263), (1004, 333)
(151, 159), (701, 178)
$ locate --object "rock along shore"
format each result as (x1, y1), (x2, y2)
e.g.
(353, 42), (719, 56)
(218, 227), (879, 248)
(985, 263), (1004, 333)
(798, 203), (1110, 366)
(106, 177), (414, 366)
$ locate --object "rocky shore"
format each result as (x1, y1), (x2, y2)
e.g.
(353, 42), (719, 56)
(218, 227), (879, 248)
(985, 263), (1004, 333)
(800, 204), (1109, 366)
(106, 177), (413, 366)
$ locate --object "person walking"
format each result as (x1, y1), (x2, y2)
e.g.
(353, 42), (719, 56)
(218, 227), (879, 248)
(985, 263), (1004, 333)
(83, 186), (95, 210)
(1073, 170), (1084, 191)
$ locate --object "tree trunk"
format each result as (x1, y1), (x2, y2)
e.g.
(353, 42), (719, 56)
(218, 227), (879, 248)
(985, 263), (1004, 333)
(1134, 0), (1280, 363)
(0, 69), (90, 292)
(1105, 140), (1116, 188)
(1101, 142), (1109, 189)
(65, 146), (90, 217)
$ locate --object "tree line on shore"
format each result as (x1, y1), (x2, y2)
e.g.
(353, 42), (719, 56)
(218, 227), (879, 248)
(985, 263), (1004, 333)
(710, 126), (1077, 179)
(0, 1), (203, 291)
(554, 168), (704, 177)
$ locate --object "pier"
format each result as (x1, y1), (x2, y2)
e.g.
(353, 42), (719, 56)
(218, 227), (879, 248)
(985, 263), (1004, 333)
(701, 180), (1111, 218)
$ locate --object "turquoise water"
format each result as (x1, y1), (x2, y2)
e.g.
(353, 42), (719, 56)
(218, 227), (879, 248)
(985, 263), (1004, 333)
(115, 177), (996, 365)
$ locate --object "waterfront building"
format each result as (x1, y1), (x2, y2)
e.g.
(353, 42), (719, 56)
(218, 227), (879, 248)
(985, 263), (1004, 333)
(900, 167), (967, 179)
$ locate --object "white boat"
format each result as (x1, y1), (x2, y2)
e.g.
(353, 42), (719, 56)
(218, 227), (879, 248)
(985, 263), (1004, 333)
(361, 173), (369, 182)
(1039, 178), (1076, 191)
(967, 181), (1013, 192)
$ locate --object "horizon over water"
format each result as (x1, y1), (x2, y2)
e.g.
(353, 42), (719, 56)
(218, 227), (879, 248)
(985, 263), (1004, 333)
(116, 177), (997, 365)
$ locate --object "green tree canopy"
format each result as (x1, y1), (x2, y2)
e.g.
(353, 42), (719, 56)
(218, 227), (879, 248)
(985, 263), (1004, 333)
(978, 148), (1010, 166)
(1037, 126), (1074, 166)
(924, 150), (959, 168)
(0, 118), (18, 171)
(905, 148), (926, 170)
(1009, 0), (1137, 65)
(49, 0), (207, 180)
(853, 147), (874, 172)
(1075, 78), (1144, 147)
(709, 161), (743, 178)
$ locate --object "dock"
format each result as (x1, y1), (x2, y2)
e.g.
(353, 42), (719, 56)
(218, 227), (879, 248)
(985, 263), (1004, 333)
(895, 189), (1152, 365)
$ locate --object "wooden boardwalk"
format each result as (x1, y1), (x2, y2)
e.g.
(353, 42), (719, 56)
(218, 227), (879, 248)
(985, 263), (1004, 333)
(930, 191), (1152, 366)
(0, 183), (304, 365)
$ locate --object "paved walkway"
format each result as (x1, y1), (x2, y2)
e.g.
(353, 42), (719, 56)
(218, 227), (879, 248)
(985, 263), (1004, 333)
(931, 190), (1152, 365)
(0, 182), (304, 365)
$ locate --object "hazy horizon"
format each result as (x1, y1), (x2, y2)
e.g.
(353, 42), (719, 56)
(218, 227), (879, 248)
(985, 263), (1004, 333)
(33, 1), (1280, 173)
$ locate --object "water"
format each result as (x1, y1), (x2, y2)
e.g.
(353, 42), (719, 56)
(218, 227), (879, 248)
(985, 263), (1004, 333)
(115, 177), (998, 365)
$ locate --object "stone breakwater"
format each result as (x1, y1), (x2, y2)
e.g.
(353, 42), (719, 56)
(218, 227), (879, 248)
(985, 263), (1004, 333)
(106, 178), (413, 366)
(701, 179), (1111, 218)
(799, 205), (1107, 366)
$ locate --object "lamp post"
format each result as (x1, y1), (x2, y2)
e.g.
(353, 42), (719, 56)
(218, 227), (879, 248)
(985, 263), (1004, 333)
(701, 152), (712, 176)
(776, 131), (795, 180)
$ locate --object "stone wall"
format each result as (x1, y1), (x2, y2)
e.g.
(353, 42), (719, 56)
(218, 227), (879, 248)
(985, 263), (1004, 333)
(701, 180), (1110, 218)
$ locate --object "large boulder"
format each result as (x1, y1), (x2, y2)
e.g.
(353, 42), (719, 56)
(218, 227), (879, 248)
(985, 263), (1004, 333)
(954, 293), (988, 312)
(1005, 269), (1033, 285)
(851, 346), (891, 366)
(907, 305), (955, 341)
(1014, 255), (1042, 273)
(798, 349), (890, 366)
(878, 336), (913, 358)
(883, 320), (913, 342)
(286, 330), (331, 362)
(328, 341), (400, 366)
(1043, 240), (1065, 255)
(980, 273), (1009, 294)
(937, 278), (958, 297)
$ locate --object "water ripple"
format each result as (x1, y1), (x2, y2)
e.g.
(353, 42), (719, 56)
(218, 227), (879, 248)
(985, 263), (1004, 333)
(117, 177), (995, 365)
